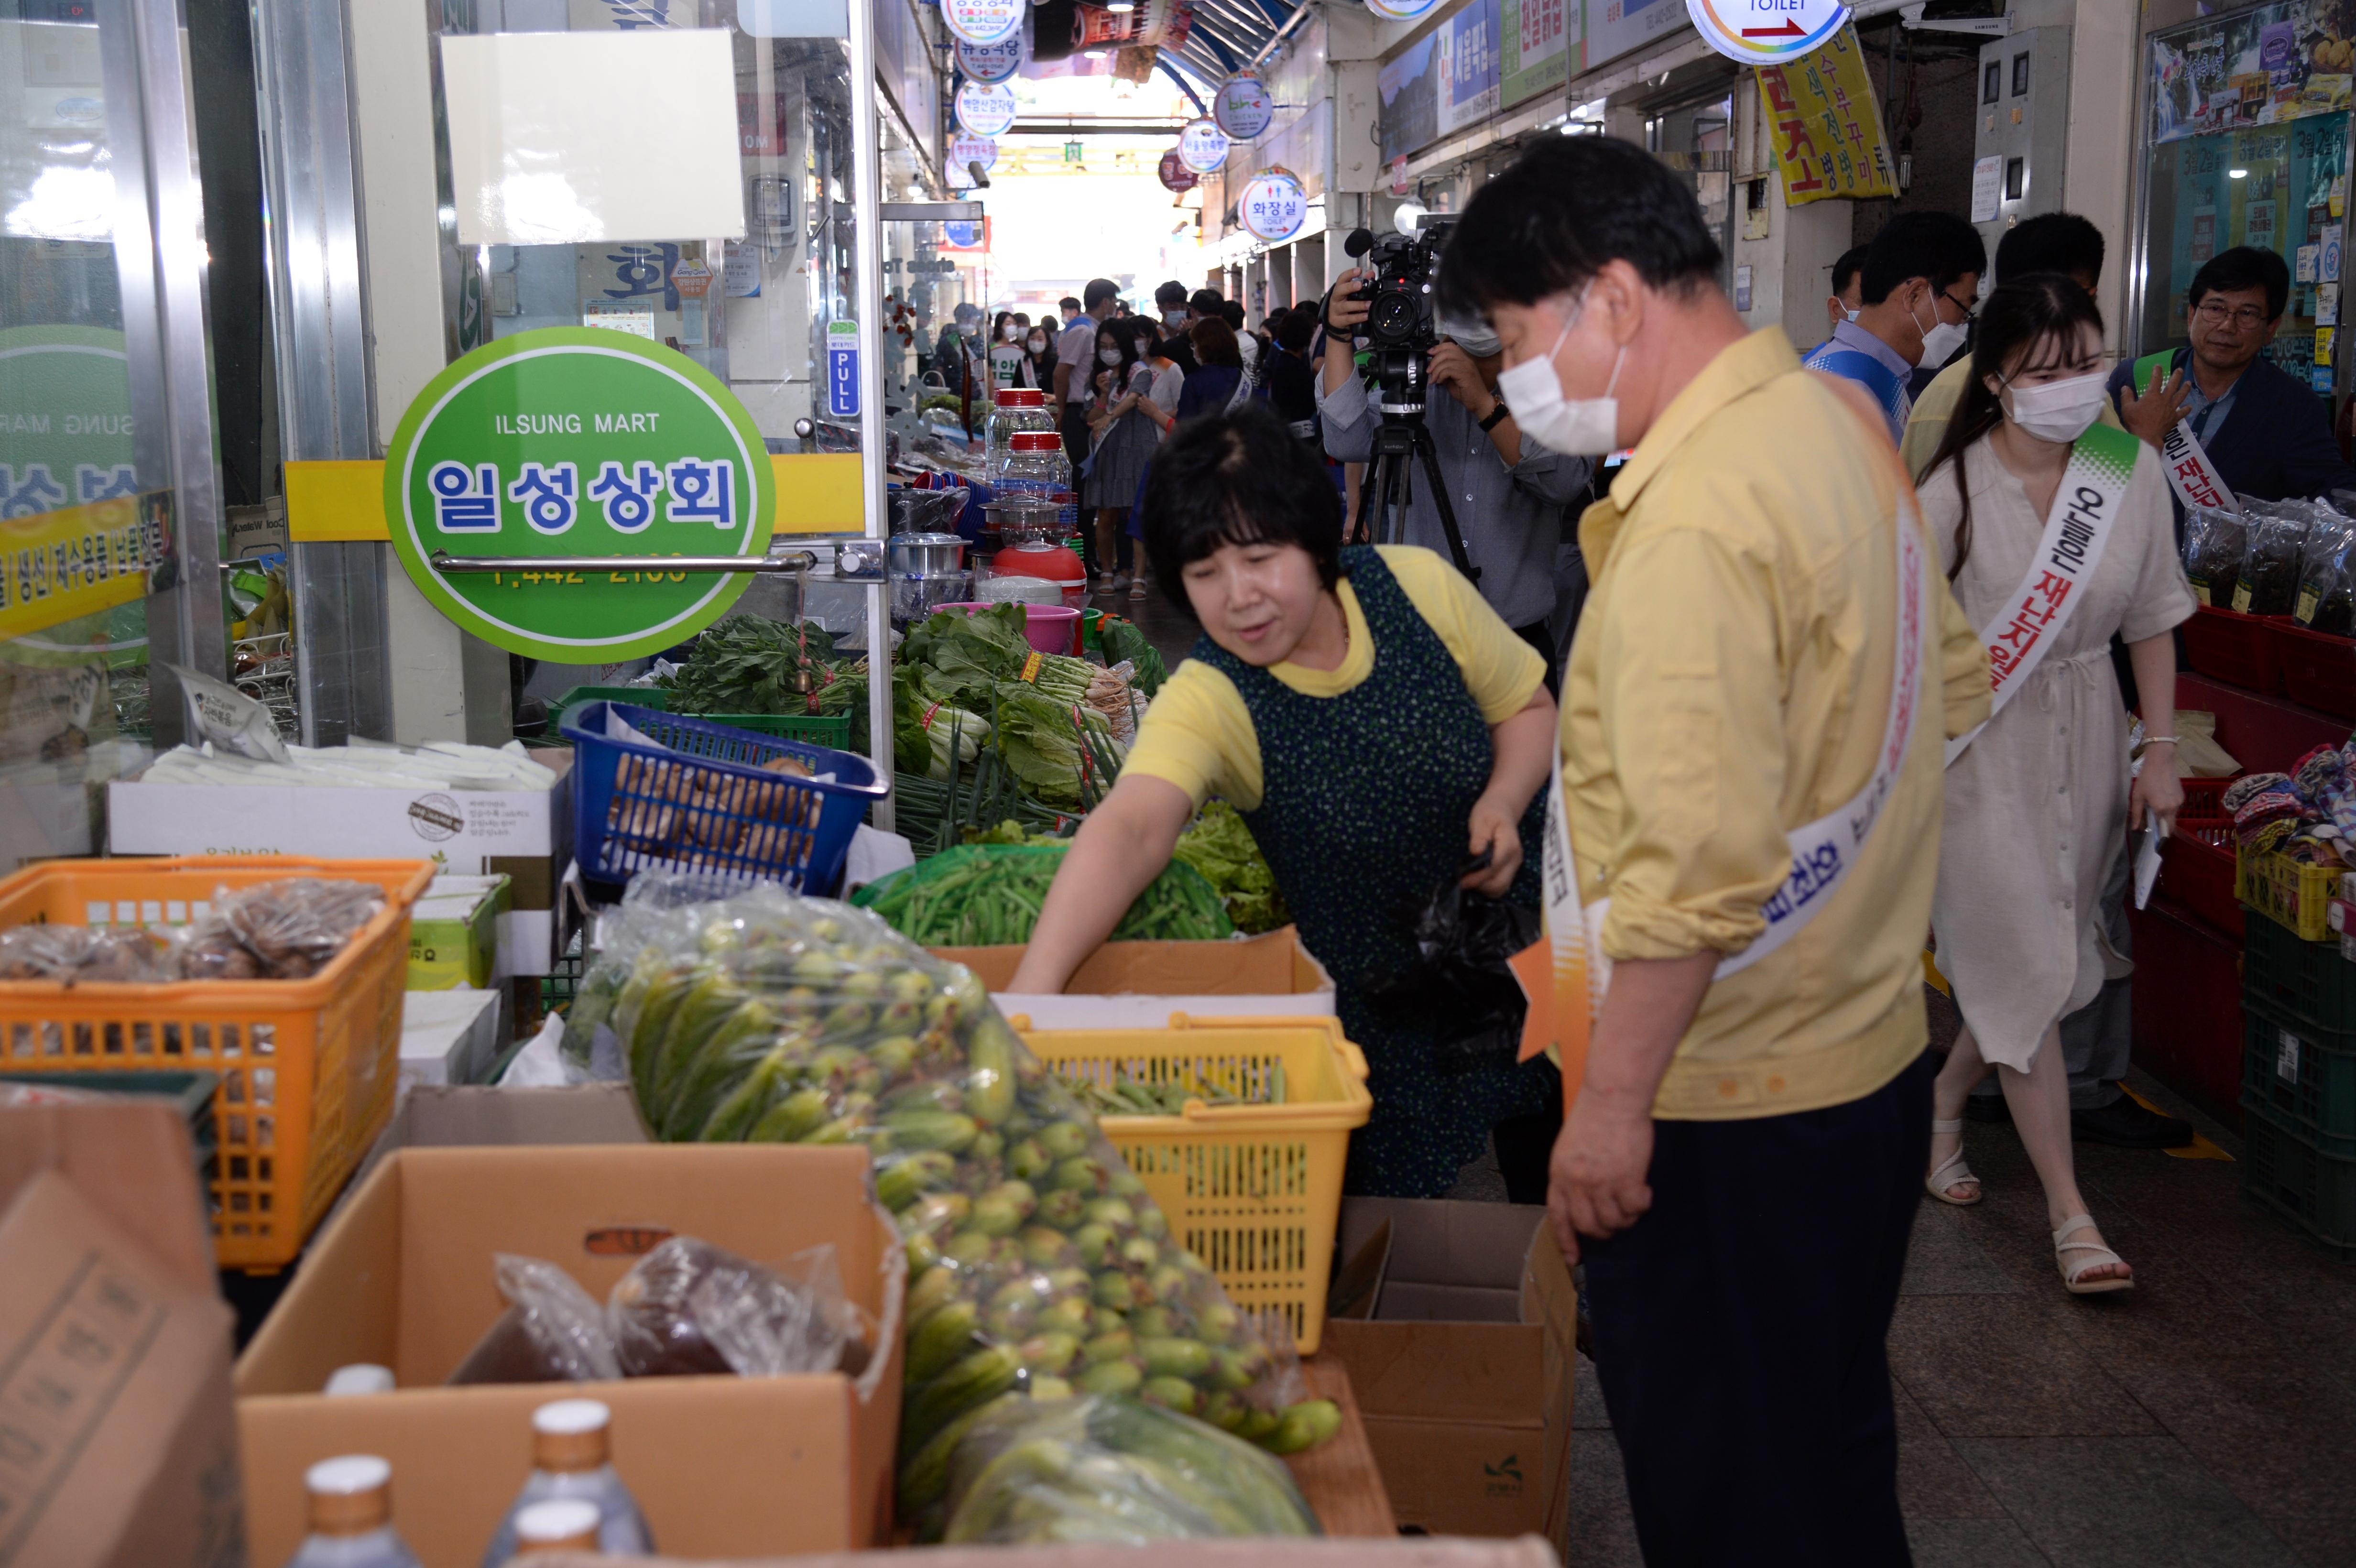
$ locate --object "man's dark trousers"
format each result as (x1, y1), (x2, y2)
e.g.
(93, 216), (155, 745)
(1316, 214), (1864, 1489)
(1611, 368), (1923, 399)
(1581, 1048), (1933, 1567)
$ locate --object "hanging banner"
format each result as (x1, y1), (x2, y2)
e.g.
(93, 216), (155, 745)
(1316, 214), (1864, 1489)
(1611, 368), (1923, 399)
(1501, 0), (1575, 109)
(941, 0), (1024, 46)
(1158, 149), (1200, 192)
(1238, 166), (1309, 242)
(1756, 25), (1898, 206)
(381, 327), (776, 662)
(955, 79), (1020, 138)
(1214, 72), (1275, 139)
(957, 30), (1026, 83)
(1178, 117), (1231, 172)
(948, 132), (999, 185)
(1688, 0), (1850, 64)
(1366, 0), (1445, 21)
(1438, 0), (1501, 134)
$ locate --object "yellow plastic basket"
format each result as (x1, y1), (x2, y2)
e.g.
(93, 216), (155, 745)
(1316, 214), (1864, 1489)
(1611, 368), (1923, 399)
(1012, 1014), (1371, 1354)
(2237, 848), (2342, 942)
(0, 856), (434, 1270)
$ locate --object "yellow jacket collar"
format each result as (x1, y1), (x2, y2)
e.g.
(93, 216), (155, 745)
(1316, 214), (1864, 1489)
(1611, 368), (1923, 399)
(1606, 327), (1804, 516)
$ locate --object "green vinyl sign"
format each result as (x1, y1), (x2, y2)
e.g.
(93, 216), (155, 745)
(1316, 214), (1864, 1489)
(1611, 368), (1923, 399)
(383, 327), (775, 661)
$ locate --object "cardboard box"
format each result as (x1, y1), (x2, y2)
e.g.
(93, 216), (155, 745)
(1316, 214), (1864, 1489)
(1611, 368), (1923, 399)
(107, 750), (573, 973)
(397, 988), (505, 1092)
(0, 1100), (245, 1568)
(235, 1143), (905, 1568)
(408, 873), (511, 989)
(932, 926), (1336, 1028)
(1320, 1200), (1579, 1557)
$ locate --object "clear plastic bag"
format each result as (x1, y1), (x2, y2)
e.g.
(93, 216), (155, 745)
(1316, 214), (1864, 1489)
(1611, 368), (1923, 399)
(179, 878), (382, 980)
(447, 1254), (622, 1385)
(2180, 505), (2249, 608)
(607, 1236), (853, 1378)
(938, 1394), (1322, 1544)
(0, 924), (178, 983)
(568, 874), (1337, 1536)
(2234, 508), (2311, 615)
(2296, 516), (2356, 634)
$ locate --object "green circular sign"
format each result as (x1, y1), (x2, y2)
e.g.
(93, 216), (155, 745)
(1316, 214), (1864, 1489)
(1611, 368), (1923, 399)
(383, 327), (776, 662)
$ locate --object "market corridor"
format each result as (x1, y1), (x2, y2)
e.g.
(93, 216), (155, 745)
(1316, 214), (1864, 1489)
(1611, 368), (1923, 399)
(1550, 1002), (2356, 1568)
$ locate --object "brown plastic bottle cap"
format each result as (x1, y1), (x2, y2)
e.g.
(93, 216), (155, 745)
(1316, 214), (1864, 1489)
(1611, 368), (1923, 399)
(530, 1398), (611, 1471)
(303, 1455), (392, 1535)
(513, 1499), (601, 1553)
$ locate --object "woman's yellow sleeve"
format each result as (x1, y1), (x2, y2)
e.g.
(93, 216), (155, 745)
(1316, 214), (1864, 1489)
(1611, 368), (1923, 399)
(1119, 661), (1265, 810)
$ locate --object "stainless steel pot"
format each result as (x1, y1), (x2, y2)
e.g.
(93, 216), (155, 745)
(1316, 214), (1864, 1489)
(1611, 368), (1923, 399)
(888, 532), (968, 576)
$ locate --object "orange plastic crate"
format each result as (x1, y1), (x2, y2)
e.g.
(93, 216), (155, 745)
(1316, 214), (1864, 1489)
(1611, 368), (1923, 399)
(0, 856), (433, 1270)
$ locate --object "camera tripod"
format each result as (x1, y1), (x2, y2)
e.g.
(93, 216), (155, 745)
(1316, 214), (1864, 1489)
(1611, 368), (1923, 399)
(1351, 352), (1480, 584)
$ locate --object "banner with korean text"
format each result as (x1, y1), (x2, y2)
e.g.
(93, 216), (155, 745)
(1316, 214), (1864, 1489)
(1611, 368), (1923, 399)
(1756, 25), (1898, 207)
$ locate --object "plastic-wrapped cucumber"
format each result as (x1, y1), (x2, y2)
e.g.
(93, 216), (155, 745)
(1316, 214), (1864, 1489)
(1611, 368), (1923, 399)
(570, 875), (1339, 1539)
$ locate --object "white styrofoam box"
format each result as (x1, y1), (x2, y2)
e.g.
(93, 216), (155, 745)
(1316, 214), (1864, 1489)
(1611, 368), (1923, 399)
(398, 988), (505, 1093)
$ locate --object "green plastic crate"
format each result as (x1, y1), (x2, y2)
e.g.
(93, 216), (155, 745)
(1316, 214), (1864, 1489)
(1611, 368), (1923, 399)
(2241, 996), (2356, 1159)
(551, 685), (851, 751)
(2242, 909), (2356, 1035)
(2241, 1097), (2356, 1260)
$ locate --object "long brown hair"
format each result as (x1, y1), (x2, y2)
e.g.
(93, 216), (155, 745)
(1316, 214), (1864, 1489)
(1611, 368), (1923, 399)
(1918, 273), (2106, 579)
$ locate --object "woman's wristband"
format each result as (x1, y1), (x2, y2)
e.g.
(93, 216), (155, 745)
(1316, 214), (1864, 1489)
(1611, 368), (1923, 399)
(2145, 736), (2178, 745)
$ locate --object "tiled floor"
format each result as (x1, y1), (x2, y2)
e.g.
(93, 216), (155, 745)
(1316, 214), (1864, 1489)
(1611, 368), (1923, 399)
(1562, 1008), (2356, 1568)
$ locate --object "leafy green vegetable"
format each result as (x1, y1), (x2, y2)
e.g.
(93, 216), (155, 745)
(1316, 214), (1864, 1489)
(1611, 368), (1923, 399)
(1098, 618), (1167, 696)
(894, 664), (991, 779)
(657, 616), (857, 717)
(1171, 801), (1288, 935)
(851, 843), (1232, 946)
(993, 682), (1124, 810)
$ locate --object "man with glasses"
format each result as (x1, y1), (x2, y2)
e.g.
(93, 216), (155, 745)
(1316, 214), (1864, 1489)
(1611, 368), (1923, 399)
(2108, 246), (2356, 505)
(1802, 211), (1986, 445)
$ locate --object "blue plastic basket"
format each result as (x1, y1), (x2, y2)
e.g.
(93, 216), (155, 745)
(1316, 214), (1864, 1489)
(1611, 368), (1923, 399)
(561, 701), (887, 896)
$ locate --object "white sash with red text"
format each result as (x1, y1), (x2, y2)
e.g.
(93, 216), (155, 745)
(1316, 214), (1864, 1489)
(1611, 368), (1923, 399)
(2130, 350), (2240, 517)
(1943, 421), (2136, 765)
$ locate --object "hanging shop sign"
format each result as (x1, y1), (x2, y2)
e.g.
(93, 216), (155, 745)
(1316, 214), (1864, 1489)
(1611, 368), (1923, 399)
(1157, 149), (1199, 192)
(1238, 167), (1309, 242)
(1500, 0), (1574, 109)
(1178, 117), (1230, 172)
(0, 326), (166, 653)
(382, 327), (776, 663)
(1686, 0), (1850, 65)
(947, 132), (998, 185)
(1365, 0), (1444, 22)
(956, 30), (1026, 83)
(1214, 72), (1275, 140)
(940, 0), (1024, 46)
(955, 79), (1020, 138)
(1755, 26), (1897, 206)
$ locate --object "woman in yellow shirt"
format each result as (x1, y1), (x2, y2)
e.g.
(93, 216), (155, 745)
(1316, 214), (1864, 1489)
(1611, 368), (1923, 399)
(1010, 404), (1561, 1197)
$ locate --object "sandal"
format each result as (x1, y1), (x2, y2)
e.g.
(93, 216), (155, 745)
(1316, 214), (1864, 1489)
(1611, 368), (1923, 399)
(2053, 1213), (2134, 1295)
(1925, 1117), (1981, 1206)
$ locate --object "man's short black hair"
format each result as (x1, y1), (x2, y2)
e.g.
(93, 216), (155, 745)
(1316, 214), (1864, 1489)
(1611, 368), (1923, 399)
(1058, 295), (1083, 313)
(1189, 287), (1224, 316)
(1155, 279), (1189, 307)
(1275, 308), (1314, 351)
(1083, 278), (1121, 309)
(1140, 403), (1342, 620)
(1219, 300), (1244, 329)
(1996, 212), (2106, 287)
(1831, 245), (1869, 295)
(1859, 212), (1986, 305)
(1437, 135), (1723, 318)
(2190, 245), (2291, 321)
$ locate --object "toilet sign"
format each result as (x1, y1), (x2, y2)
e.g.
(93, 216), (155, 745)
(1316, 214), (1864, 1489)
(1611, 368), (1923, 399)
(1239, 167), (1308, 242)
(826, 319), (860, 419)
(1686, 0), (1851, 62)
(381, 327), (776, 662)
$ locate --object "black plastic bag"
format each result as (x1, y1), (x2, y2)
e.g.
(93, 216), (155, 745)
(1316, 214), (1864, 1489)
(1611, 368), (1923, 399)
(1361, 851), (1538, 1072)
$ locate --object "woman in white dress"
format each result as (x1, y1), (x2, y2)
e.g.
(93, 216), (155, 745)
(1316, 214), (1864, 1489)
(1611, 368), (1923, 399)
(1915, 275), (2193, 1295)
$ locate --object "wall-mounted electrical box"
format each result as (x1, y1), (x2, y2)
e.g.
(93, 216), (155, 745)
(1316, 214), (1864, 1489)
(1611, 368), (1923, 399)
(1972, 27), (2072, 273)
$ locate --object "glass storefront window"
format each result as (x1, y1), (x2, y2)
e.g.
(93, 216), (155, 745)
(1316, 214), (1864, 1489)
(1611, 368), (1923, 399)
(0, 3), (208, 863)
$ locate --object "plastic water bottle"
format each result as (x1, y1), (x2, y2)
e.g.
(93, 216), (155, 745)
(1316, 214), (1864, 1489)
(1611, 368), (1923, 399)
(479, 1399), (651, 1566)
(999, 431), (1075, 538)
(283, 1455), (421, 1568)
(507, 1499), (602, 1558)
(985, 388), (1054, 481)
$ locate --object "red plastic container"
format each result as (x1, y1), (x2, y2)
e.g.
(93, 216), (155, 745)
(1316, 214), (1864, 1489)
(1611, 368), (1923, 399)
(2271, 619), (2356, 720)
(2128, 899), (2247, 1130)
(991, 543), (1089, 610)
(2181, 605), (2288, 695)
(2158, 775), (2243, 938)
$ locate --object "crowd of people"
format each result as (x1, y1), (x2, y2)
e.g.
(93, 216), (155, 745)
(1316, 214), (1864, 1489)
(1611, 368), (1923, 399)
(984, 128), (2356, 1567)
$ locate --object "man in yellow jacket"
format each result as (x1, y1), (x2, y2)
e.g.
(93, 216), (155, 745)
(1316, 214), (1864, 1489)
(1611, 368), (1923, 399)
(1442, 137), (1989, 1567)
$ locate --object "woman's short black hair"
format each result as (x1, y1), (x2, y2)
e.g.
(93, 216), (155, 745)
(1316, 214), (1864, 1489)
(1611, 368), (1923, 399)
(1437, 135), (1723, 320)
(1140, 403), (1342, 621)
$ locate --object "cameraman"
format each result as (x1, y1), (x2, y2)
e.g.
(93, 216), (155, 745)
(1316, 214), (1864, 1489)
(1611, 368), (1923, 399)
(1320, 265), (1592, 675)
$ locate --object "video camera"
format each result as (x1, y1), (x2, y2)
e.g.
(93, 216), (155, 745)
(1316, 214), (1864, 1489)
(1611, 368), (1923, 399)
(1339, 219), (1457, 354)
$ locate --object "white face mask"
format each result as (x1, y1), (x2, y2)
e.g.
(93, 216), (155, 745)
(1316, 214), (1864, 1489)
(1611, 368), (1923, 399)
(1100, 348), (1123, 367)
(1001, 324), (1020, 341)
(1028, 337), (1047, 353)
(1495, 291), (1626, 458)
(2002, 369), (2110, 444)
(1913, 289), (1969, 366)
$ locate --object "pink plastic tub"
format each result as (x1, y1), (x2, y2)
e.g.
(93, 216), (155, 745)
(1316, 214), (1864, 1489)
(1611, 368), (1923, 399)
(936, 602), (1083, 655)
